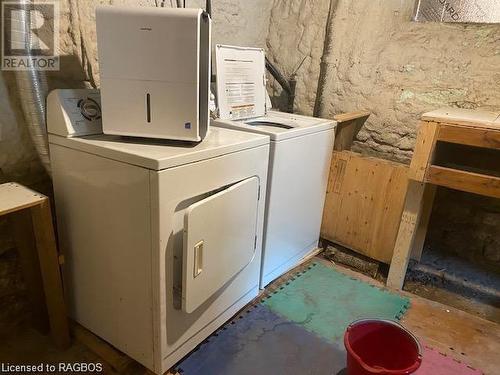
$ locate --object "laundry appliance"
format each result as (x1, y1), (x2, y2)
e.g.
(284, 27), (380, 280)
(47, 89), (269, 374)
(96, 6), (211, 141)
(213, 45), (336, 288)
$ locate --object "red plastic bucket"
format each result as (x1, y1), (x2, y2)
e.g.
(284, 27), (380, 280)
(344, 319), (422, 375)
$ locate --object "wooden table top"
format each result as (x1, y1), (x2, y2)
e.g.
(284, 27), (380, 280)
(0, 182), (47, 216)
(422, 108), (500, 130)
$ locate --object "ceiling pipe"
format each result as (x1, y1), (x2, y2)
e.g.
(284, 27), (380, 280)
(206, 0), (212, 17)
(314, 0), (340, 117)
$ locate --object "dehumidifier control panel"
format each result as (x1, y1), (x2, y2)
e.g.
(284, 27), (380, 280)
(47, 89), (103, 137)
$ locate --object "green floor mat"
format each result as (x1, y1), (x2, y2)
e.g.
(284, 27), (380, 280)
(263, 262), (410, 346)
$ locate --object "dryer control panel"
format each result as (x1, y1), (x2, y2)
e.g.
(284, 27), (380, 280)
(47, 89), (102, 137)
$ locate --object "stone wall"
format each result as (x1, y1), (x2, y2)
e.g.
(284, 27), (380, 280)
(266, 0), (331, 115)
(266, 0), (500, 271)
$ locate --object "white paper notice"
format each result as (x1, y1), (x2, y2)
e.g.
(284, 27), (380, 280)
(222, 58), (258, 119)
(215, 45), (266, 121)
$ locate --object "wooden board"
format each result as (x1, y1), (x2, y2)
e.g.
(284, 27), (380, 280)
(387, 181), (426, 289)
(437, 124), (500, 149)
(31, 200), (71, 349)
(422, 107), (500, 129)
(410, 184), (436, 261)
(0, 182), (46, 216)
(408, 121), (439, 182)
(321, 151), (409, 264)
(402, 297), (500, 375)
(333, 110), (370, 151)
(9, 209), (50, 333)
(72, 322), (180, 375)
(333, 110), (370, 123)
(426, 165), (500, 199)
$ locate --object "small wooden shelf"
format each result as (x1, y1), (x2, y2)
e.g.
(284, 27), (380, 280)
(1, 182), (70, 349)
(387, 108), (500, 289)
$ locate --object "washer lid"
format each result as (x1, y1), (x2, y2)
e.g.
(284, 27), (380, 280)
(215, 44), (267, 121)
(48, 127), (269, 171)
(213, 110), (335, 141)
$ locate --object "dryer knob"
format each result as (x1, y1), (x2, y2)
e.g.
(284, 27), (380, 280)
(79, 97), (101, 121)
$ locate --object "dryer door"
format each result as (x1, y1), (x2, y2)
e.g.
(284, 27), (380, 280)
(182, 177), (260, 313)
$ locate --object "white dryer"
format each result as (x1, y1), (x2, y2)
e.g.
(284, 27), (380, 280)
(47, 89), (269, 374)
(213, 45), (336, 288)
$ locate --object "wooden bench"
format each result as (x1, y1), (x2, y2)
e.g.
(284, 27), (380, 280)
(387, 108), (500, 289)
(1, 182), (70, 348)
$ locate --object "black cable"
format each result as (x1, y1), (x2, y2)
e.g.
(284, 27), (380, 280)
(265, 57), (291, 95)
(265, 57), (296, 113)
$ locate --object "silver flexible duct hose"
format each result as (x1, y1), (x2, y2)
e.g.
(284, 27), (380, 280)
(12, 2), (51, 174)
(15, 69), (50, 174)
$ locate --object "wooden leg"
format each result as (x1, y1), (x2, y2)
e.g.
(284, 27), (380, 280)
(9, 209), (49, 333)
(30, 199), (70, 349)
(387, 181), (426, 289)
(72, 322), (133, 373)
(411, 184), (436, 261)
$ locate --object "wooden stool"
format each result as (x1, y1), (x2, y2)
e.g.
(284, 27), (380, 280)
(387, 108), (500, 289)
(0, 182), (70, 349)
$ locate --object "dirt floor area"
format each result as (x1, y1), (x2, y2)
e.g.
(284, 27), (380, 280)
(0, 256), (499, 375)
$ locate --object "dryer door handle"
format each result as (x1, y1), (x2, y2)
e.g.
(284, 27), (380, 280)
(193, 240), (203, 278)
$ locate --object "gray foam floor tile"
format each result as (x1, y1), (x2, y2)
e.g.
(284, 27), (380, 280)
(177, 304), (346, 375)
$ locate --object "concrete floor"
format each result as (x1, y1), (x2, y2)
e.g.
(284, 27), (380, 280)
(404, 249), (500, 324)
(0, 256), (499, 375)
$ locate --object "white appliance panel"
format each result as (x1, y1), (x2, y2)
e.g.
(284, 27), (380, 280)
(261, 129), (334, 286)
(213, 110), (334, 141)
(50, 145), (154, 365)
(47, 89), (102, 137)
(182, 177), (259, 313)
(97, 8), (199, 82)
(48, 126), (268, 171)
(150, 145), (268, 372)
(99, 78), (200, 141)
(96, 6), (211, 141)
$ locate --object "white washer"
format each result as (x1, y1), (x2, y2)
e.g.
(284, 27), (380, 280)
(213, 45), (336, 288)
(47, 89), (269, 374)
